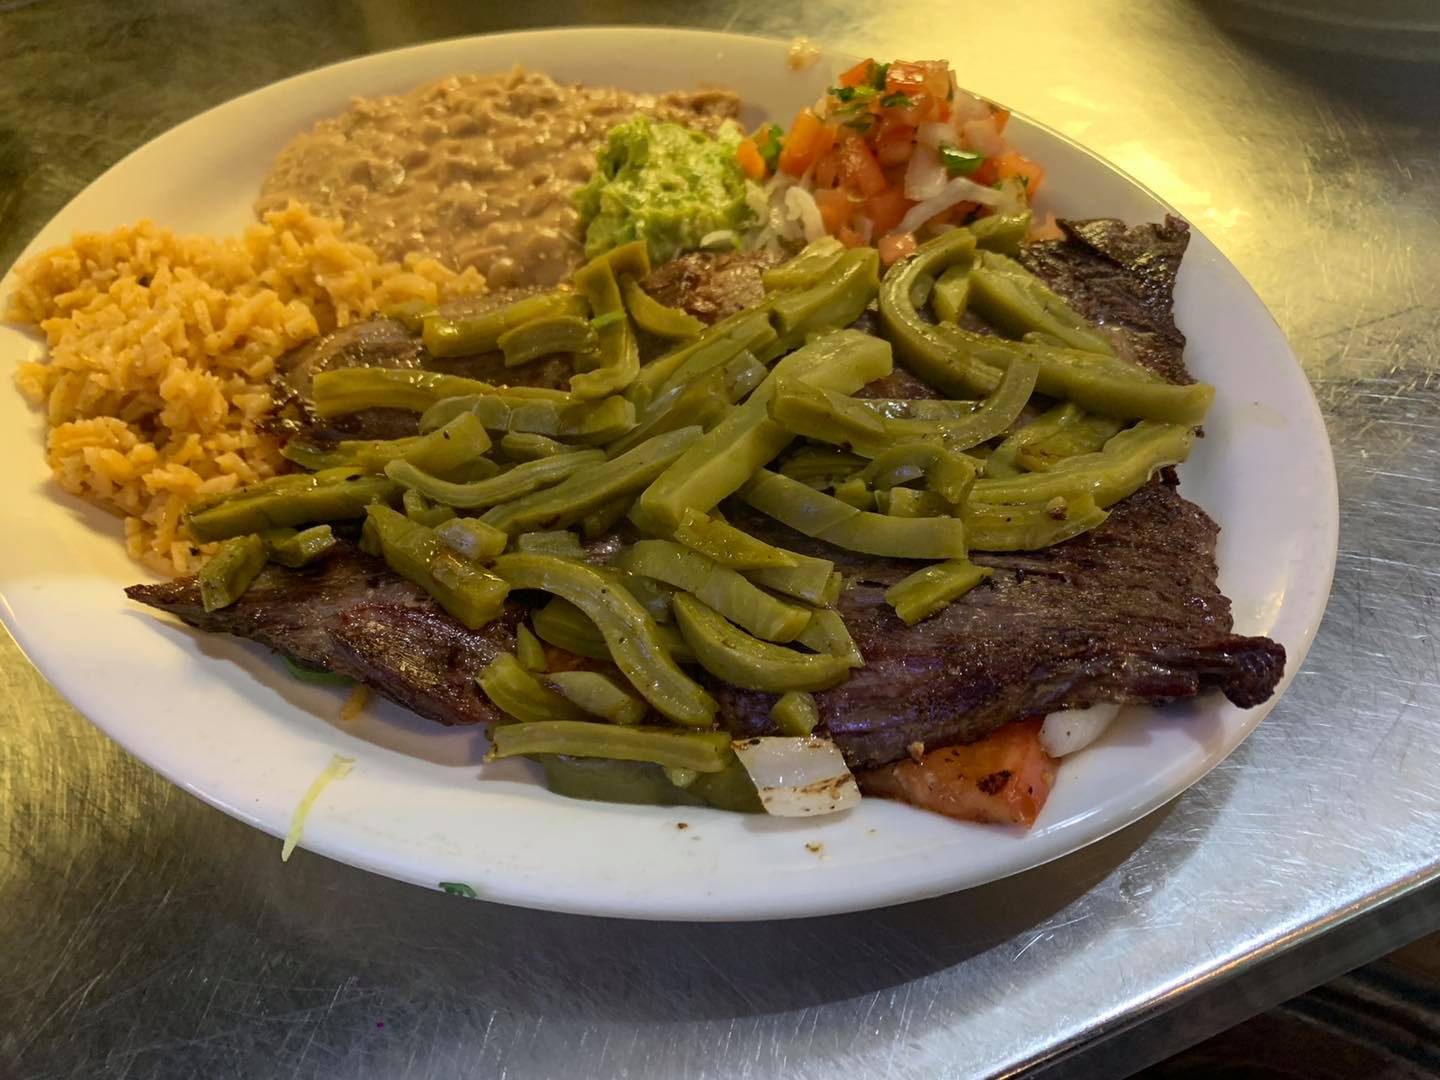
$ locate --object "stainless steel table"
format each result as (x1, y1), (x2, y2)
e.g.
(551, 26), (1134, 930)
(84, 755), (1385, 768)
(3, 2), (1437, 1076)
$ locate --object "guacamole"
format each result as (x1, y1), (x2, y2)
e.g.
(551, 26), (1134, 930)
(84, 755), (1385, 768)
(575, 116), (752, 266)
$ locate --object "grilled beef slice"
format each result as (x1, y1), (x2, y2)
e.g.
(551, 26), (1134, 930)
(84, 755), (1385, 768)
(125, 545), (519, 729)
(267, 289), (571, 443)
(712, 482), (1285, 768)
(700, 215), (1284, 765)
(270, 252), (777, 444)
(1018, 215), (1193, 384)
(640, 249), (778, 324)
(130, 220), (1285, 768)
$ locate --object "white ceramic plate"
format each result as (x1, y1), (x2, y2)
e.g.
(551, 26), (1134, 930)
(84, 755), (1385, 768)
(0, 28), (1337, 920)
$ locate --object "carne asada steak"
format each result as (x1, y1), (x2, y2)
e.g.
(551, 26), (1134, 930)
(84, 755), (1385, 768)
(712, 480), (1285, 768)
(267, 288), (571, 443)
(269, 252), (777, 444)
(125, 545), (519, 729)
(1018, 215), (1193, 385)
(125, 476), (1284, 770)
(127, 219), (1287, 773)
(639, 249), (777, 325)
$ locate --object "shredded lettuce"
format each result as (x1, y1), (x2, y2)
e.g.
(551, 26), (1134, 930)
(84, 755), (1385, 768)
(280, 754), (355, 862)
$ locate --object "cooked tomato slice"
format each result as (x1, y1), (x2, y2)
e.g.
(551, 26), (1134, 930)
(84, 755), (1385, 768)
(856, 717), (1058, 827)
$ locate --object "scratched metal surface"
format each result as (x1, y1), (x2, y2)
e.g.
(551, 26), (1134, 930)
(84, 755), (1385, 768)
(1, 1), (1437, 1077)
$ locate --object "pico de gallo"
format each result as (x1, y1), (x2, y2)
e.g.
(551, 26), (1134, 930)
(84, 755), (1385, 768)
(736, 58), (1059, 263)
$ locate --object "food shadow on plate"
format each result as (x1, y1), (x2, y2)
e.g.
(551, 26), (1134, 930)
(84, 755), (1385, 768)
(125, 609), (489, 767)
(34, 476), (150, 568)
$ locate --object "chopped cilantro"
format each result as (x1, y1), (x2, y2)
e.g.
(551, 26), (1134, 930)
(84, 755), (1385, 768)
(843, 113), (876, 133)
(871, 62), (890, 90)
(756, 123), (784, 171)
(831, 85), (878, 110)
(440, 882), (480, 898)
(880, 93), (914, 109)
(938, 143), (985, 177)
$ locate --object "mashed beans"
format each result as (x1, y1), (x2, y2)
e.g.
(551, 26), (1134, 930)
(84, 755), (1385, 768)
(257, 68), (740, 289)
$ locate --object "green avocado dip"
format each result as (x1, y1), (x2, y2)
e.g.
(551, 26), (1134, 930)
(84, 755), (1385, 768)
(575, 116), (753, 266)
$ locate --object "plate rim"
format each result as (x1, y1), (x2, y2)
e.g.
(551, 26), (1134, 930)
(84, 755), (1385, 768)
(0, 26), (1339, 920)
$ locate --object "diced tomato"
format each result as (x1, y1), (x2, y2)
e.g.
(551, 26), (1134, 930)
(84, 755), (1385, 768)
(877, 232), (918, 266)
(884, 60), (929, 96)
(836, 225), (868, 249)
(992, 107), (1011, 134)
(919, 60), (951, 100)
(856, 717), (1058, 827)
(886, 93), (942, 127)
(989, 149), (1045, 195)
(778, 111), (835, 178)
(885, 60), (950, 102)
(812, 148), (842, 189)
(863, 185), (912, 236)
(838, 134), (887, 197)
(838, 58), (878, 88)
(735, 137), (767, 181)
(1028, 211), (1066, 242)
(872, 119), (916, 166)
(813, 187), (853, 235)
(971, 157), (998, 187)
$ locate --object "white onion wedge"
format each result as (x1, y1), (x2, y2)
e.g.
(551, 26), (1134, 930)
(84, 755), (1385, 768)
(732, 736), (860, 817)
(699, 229), (738, 250)
(961, 116), (1006, 156)
(784, 186), (826, 244)
(916, 121), (958, 148)
(904, 142), (949, 201)
(891, 175), (1004, 238)
(950, 91), (992, 126)
(1039, 704), (1122, 758)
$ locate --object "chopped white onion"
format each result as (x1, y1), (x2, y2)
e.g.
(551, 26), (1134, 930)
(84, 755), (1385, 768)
(1039, 704), (1122, 758)
(784, 185), (827, 244)
(732, 736), (860, 817)
(950, 91), (992, 126)
(904, 142), (949, 201)
(961, 116), (1006, 157)
(763, 170), (794, 197)
(891, 175), (1004, 238)
(916, 121), (957, 148)
(744, 179), (770, 220)
(699, 229), (738, 250)
(990, 179), (1027, 219)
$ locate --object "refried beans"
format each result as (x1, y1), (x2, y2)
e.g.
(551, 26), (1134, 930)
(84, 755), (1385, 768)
(256, 68), (740, 289)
